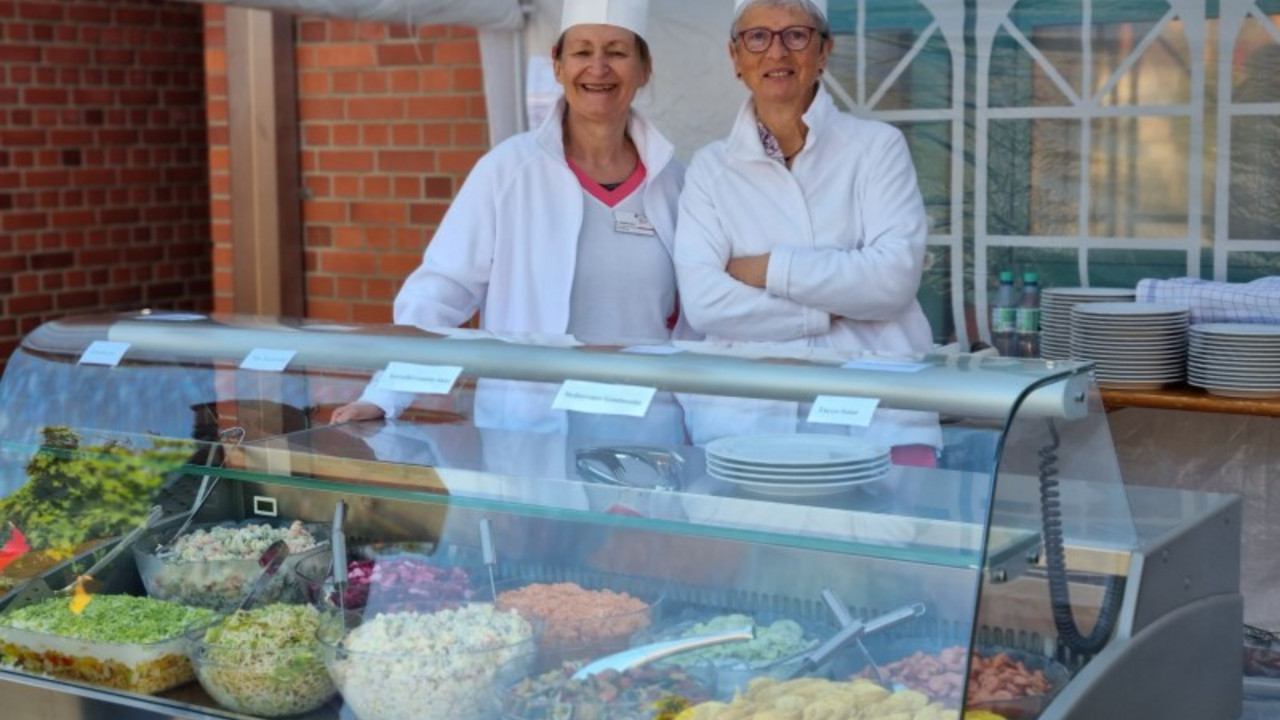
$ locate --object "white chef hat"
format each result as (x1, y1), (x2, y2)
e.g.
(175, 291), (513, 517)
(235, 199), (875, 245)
(560, 0), (650, 40)
(733, 0), (828, 21)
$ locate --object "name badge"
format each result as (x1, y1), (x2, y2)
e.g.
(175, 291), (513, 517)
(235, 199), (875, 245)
(614, 210), (656, 236)
(807, 395), (880, 427)
(553, 380), (656, 418)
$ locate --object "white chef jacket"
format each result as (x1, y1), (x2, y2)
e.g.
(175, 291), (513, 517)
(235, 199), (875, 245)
(362, 97), (687, 439)
(674, 85), (940, 449)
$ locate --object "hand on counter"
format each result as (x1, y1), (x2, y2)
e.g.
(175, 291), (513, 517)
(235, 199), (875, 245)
(330, 401), (386, 425)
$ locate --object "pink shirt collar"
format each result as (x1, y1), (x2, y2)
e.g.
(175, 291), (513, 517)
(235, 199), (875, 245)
(566, 157), (647, 208)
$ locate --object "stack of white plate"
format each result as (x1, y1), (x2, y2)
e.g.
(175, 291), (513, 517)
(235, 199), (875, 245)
(1041, 287), (1137, 360)
(1070, 302), (1190, 389)
(704, 434), (891, 499)
(1188, 323), (1280, 398)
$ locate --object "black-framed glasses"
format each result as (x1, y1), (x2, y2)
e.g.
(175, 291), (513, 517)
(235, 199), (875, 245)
(734, 25), (823, 53)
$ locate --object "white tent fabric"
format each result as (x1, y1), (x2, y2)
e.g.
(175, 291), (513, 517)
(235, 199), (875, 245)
(170, 0), (526, 29)
(184, 0), (741, 160)
(478, 29), (526, 146)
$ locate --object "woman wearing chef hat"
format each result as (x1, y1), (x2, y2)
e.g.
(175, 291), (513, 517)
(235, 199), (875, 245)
(334, 0), (688, 433)
(673, 0), (940, 464)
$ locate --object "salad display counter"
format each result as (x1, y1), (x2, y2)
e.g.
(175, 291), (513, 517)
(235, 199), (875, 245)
(0, 313), (1242, 720)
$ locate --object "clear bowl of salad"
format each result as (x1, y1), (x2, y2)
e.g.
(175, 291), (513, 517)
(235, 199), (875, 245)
(187, 603), (336, 717)
(133, 519), (328, 611)
(497, 658), (717, 720)
(318, 602), (540, 720)
(492, 581), (657, 672)
(639, 609), (830, 699)
(294, 541), (479, 613)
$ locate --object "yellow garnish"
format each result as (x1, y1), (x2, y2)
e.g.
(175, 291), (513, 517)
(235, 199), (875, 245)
(69, 578), (93, 615)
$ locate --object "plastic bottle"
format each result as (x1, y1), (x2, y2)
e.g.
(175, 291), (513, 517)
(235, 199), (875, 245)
(991, 270), (1017, 356)
(1016, 271), (1042, 359)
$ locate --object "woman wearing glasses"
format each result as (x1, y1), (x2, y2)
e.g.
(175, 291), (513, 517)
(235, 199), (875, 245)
(674, 0), (939, 463)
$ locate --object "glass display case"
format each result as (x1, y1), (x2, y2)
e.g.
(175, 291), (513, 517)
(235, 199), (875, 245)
(0, 313), (1241, 720)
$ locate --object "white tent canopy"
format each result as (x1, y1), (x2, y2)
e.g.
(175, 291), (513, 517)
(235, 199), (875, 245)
(172, 0), (527, 29)
(176, 0), (743, 159)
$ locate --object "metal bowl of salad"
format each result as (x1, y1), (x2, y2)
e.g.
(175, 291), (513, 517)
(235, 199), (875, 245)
(187, 603), (336, 717)
(134, 519), (328, 611)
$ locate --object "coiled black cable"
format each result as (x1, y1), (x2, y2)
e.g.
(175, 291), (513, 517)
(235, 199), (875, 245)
(1039, 417), (1126, 656)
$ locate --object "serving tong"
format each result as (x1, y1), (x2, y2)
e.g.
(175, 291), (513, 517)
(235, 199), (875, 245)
(571, 624), (756, 680)
(155, 426), (247, 559)
(231, 538), (290, 613)
(575, 446), (685, 491)
(780, 592), (925, 681)
(330, 500), (348, 619)
(570, 588), (924, 683)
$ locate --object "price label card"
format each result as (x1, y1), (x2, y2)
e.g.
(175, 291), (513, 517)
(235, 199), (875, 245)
(240, 348), (297, 372)
(843, 359), (929, 373)
(552, 380), (656, 418)
(374, 362), (463, 395)
(621, 344), (683, 355)
(135, 313), (208, 322)
(807, 395), (880, 427)
(78, 341), (130, 367)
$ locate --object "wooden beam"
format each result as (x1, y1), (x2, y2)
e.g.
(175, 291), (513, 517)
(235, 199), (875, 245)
(225, 7), (304, 317)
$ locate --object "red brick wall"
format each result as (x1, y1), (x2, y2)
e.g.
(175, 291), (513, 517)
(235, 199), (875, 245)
(202, 9), (489, 322)
(0, 0), (212, 366)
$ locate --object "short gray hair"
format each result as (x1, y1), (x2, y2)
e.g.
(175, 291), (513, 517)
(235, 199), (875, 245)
(731, 0), (830, 38)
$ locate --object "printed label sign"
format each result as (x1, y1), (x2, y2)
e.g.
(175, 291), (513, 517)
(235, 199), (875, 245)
(240, 348), (297, 372)
(135, 313), (208, 322)
(552, 380), (656, 418)
(374, 362), (464, 395)
(78, 341), (130, 367)
(806, 395), (880, 427)
(621, 344), (682, 355)
(843, 359), (929, 373)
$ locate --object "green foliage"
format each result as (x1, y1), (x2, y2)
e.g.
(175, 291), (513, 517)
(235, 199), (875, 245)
(0, 426), (194, 550)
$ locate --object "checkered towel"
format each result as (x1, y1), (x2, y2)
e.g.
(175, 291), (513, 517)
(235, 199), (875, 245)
(1135, 276), (1280, 324)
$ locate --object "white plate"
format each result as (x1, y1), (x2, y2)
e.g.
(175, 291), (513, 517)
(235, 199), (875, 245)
(1073, 340), (1187, 352)
(714, 473), (885, 498)
(1043, 287), (1137, 299)
(705, 434), (889, 469)
(1182, 368), (1280, 386)
(1188, 345), (1280, 358)
(1187, 353), (1280, 367)
(1072, 320), (1188, 330)
(707, 456), (891, 478)
(1089, 363), (1186, 374)
(1096, 378), (1183, 390)
(1192, 323), (1280, 338)
(1071, 302), (1190, 317)
(1188, 345), (1280, 357)
(707, 461), (891, 484)
(1190, 337), (1280, 347)
(1187, 381), (1280, 398)
(1095, 371), (1186, 381)
(1071, 324), (1189, 335)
